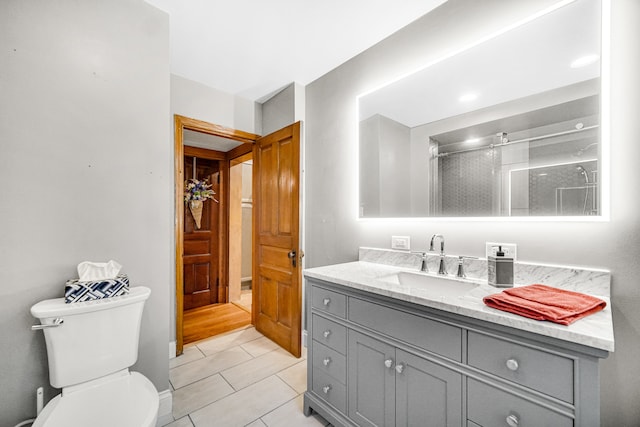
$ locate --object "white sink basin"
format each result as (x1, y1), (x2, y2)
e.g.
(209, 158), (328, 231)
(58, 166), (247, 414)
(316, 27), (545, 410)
(380, 271), (479, 299)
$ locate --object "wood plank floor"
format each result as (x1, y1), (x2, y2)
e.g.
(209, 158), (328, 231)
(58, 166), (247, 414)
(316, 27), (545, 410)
(183, 303), (252, 345)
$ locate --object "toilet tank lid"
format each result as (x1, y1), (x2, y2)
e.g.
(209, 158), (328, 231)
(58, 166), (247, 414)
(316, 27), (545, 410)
(31, 286), (151, 319)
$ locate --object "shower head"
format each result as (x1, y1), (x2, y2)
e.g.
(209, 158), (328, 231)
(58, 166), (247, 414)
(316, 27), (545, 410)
(576, 165), (590, 183)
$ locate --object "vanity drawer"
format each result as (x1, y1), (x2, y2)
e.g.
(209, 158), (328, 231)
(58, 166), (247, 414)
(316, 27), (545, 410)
(311, 285), (346, 318)
(468, 378), (573, 427)
(312, 314), (347, 354)
(348, 297), (462, 361)
(312, 341), (346, 384)
(312, 367), (347, 414)
(467, 331), (574, 403)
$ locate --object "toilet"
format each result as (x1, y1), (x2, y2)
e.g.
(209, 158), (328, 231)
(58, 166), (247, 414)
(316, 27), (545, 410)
(30, 286), (159, 427)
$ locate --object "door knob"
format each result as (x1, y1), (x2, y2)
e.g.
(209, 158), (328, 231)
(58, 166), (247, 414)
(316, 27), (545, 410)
(384, 358), (394, 368)
(323, 357), (331, 366)
(323, 330), (331, 338)
(395, 363), (405, 374)
(288, 250), (297, 267)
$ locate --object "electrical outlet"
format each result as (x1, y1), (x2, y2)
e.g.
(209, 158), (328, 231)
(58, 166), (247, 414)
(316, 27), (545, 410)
(391, 236), (411, 250)
(486, 242), (517, 260)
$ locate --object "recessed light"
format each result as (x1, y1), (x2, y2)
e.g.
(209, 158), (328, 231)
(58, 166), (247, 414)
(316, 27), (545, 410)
(465, 137), (480, 144)
(570, 54), (599, 68)
(459, 93), (478, 103)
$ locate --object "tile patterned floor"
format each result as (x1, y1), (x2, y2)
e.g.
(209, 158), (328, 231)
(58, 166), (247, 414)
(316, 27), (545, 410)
(162, 326), (331, 427)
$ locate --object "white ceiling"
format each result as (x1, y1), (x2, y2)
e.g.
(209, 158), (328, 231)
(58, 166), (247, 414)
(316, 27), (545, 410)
(144, 0), (446, 101)
(359, 0), (601, 128)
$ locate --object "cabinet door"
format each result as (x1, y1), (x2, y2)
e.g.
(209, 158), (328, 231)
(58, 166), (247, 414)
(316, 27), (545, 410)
(395, 350), (463, 427)
(348, 330), (396, 427)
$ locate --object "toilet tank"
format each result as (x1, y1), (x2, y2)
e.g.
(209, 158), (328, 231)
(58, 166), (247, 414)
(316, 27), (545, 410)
(31, 286), (151, 389)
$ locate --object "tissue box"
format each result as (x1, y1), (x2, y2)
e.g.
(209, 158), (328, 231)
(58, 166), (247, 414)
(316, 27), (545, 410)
(64, 274), (130, 303)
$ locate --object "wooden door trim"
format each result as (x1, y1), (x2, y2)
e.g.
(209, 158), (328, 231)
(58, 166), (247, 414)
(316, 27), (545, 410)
(184, 145), (226, 161)
(174, 114), (259, 356)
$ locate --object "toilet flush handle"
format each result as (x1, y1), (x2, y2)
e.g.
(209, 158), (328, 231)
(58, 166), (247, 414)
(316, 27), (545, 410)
(31, 318), (64, 330)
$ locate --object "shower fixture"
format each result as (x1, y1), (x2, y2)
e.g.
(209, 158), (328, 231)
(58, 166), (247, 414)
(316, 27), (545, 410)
(576, 164), (590, 183)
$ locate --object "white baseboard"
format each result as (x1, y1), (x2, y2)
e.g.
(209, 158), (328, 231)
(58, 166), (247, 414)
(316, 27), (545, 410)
(156, 389), (173, 426)
(169, 341), (176, 359)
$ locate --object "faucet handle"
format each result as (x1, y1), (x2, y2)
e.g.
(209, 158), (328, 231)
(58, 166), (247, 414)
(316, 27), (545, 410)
(456, 256), (478, 278)
(411, 251), (429, 272)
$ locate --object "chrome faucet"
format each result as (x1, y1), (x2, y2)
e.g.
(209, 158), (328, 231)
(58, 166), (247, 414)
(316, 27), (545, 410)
(429, 234), (447, 275)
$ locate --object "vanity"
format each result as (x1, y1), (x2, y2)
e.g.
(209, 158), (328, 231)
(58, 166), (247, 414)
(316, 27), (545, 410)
(302, 251), (613, 427)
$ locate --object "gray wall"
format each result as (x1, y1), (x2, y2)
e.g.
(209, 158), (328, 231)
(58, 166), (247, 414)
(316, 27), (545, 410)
(262, 84), (295, 136)
(0, 0), (171, 425)
(304, 0), (640, 424)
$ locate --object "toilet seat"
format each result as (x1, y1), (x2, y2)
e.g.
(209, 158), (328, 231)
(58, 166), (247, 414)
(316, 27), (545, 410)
(33, 371), (158, 427)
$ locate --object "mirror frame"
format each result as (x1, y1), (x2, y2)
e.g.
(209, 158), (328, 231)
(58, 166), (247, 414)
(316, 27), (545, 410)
(355, 0), (610, 222)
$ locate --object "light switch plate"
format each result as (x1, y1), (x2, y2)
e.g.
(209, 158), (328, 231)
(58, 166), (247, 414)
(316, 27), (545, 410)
(486, 242), (517, 259)
(391, 236), (411, 250)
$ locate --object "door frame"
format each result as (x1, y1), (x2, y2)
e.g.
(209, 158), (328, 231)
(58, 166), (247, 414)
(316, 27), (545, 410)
(174, 114), (258, 355)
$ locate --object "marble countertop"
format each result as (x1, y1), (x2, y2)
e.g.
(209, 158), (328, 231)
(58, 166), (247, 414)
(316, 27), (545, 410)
(304, 261), (614, 352)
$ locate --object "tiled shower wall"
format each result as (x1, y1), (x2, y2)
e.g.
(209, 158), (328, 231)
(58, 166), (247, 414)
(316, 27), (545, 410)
(438, 148), (501, 216)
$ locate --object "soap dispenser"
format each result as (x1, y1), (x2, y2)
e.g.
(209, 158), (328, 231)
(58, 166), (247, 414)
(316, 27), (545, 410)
(488, 246), (514, 287)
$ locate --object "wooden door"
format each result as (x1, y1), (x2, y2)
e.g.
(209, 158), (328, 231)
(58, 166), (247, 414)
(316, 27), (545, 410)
(183, 155), (220, 310)
(253, 122), (302, 357)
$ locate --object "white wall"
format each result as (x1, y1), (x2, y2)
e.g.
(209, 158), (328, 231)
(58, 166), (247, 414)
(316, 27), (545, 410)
(304, 0), (640, 424)
(0, 0), (171, 425)
(171, 74), (260, 134)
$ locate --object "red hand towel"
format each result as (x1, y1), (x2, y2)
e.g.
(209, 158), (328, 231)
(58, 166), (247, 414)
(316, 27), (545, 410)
(483, 284), (607, 325)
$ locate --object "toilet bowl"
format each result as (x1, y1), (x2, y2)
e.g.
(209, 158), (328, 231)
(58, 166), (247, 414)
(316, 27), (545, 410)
(33, 370), (158, 427)
(31, 286), (158, 427)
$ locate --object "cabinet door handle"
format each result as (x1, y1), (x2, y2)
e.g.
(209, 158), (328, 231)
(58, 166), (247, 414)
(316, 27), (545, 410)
(395, 363), (405, 374)
(323, 330), (331, 338)
(322, 385), (331, 394)
(323, 357), (331, 366)
(384, 358), (394, 368)
(506, 358), (519, 371)
(323, 298), (331, 306)
(506, 414), (519, 427)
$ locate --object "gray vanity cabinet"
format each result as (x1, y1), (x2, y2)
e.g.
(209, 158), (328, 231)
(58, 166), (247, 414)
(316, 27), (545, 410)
(304, 277), (607, 427)
(348, 328), (462, 427)
(347, 331), (395, 427)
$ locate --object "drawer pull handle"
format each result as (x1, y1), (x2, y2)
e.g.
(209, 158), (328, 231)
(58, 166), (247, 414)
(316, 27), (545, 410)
(506, 358), (519, 371)
(323, 357), (331, 366)
(322, 385), (331, 394)
(323, 330), (331, 338)
(395, 363), (405, 374)
(384, 358), (394, 368)
(506, 414), (519, 427)
(323, 298), (331, 306)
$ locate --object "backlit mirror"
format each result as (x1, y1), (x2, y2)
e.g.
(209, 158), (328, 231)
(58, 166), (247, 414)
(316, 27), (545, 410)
(358, 0), (604, 218)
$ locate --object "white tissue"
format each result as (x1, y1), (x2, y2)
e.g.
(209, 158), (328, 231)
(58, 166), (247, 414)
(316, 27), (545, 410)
(77, 260), (122, 281)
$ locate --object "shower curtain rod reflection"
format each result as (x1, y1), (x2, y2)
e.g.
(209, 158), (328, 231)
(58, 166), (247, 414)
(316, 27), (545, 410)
(433, 124), (599, 159)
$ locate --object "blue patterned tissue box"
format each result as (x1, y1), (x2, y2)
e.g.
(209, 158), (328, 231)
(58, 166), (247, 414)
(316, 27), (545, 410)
(64, 274), (130, 303)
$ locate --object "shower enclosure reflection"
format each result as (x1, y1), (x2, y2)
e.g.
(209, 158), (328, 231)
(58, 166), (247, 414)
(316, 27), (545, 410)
(430, 94), (600, 217)
(358, 0), (604, 218)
